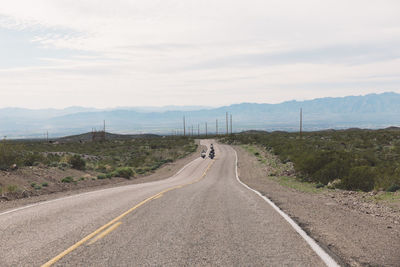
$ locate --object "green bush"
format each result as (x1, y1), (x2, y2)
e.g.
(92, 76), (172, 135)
(97, 174), (107, 179)
(114, 167), (134, 179)
(386, 184), (400, 192)
(49, 162), (59, 167)
(136, 167), (145, 174)
(23, 152), (44, 166)
(59, 162), (69, 168)
(0, 142), (21, 170)
(42, 182), (49, 187)
(68, 155), (86, 170)
(61, 176), (74, 183)
(341, 166), (376, 192)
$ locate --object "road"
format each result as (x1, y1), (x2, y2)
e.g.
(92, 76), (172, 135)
(0, 141), (334, 266)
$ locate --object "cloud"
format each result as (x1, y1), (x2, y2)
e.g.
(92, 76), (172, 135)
(0, 0), (399, 108)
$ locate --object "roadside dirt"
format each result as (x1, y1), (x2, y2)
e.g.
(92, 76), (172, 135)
(234, 145), (400, 267)
(0, 143), (206, 213)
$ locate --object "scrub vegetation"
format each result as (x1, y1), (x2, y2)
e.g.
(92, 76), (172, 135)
(222, 128), (400, 192)
(0, 135), (196, 174)
(0, 135), (197, 196)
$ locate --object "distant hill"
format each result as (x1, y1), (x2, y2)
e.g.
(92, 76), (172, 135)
(1, 92), (400, 138)
(56, 132), (159, 142)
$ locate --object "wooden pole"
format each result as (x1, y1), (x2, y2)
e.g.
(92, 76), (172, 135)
(216, 119), (218, 135)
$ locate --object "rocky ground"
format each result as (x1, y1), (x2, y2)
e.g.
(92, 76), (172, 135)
(235, 145), (400, 266)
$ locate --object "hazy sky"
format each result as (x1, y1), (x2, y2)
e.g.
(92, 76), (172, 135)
(1, 0), (400, 108)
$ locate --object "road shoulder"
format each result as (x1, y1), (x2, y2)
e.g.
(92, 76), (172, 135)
(234, 145), (400, 266)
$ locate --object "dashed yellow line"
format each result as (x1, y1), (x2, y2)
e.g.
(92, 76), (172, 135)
(88, 222), (122, 245)
(41, 159), (215, 267)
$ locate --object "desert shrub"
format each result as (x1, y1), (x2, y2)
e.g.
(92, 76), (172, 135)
(0, 142), (21, 170)
(49, 162), (59, 167)
(220, 129), (400, 192)
(136, 167), (145, 174)
(114, 167), (134, 179)
(341, 166), (376, 192)
(42, 182), (48, 187)
(97, 174), (107, 179)
(7, 185), (19, 192)
(23, 152), (45, 166)
(162, 158), (173, 164)
(150, 163), (161, 171)
(386, 184), (400, 192)
(34, 185), (41, 190)
(61, 176), (74, 183)
(296, 151), (352, 184)
(68, 155), (86, 170)
(327, 179), (342, 189)
(59, 162), (70, 168)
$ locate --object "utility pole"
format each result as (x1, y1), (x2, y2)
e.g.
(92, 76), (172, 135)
(198, 124), (200, 136)
(46, 131), (49, 142)
(183, 116), (186, 136)
(230, 114), (232, 135)
(216, 119), (218, 135)
(205, 122), (208, 137)
(191, 125), (194, 136)
(300, 108), (303, 139)
(226, 112), (228, 135)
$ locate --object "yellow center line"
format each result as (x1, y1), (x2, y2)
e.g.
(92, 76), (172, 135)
(153, 194), (163, 200)
(88, 222), (122, 245)
(41, 159), (215, 267)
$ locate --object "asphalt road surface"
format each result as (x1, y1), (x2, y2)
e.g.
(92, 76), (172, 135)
(0, 140), (333, 266)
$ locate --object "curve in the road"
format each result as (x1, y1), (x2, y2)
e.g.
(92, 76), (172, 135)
(233, 150), (340, 267)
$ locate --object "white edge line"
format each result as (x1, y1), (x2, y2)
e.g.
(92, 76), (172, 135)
(0, 155), (201, 217)
(233, 149), (340, 267)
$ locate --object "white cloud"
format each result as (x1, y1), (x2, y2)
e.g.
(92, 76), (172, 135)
(0, 0), (399, 108)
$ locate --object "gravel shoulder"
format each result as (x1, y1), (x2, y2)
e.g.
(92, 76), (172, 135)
(234, 145), (400, 267)
(0, 142), (206, 213)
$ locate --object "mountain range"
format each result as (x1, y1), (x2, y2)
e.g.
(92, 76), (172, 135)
(1, 92), (399, 138)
